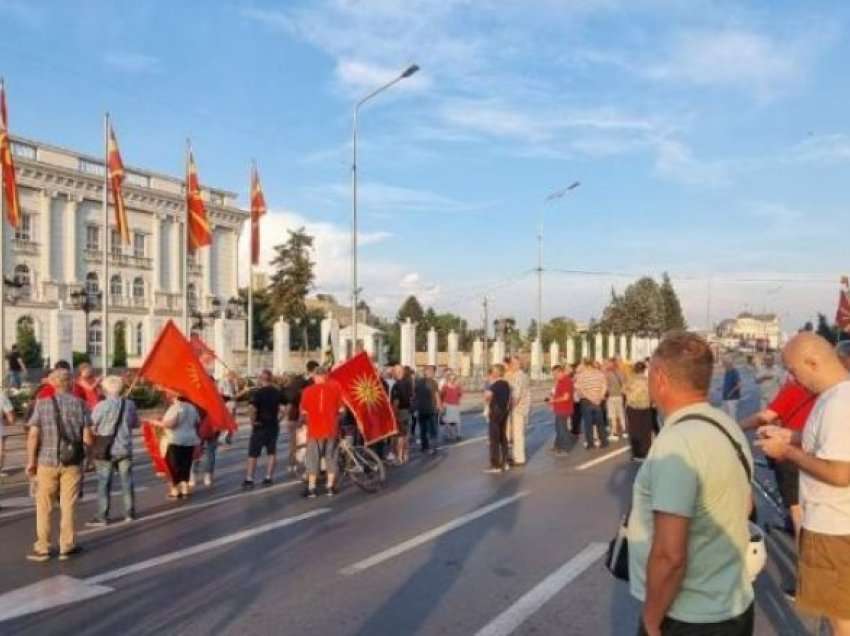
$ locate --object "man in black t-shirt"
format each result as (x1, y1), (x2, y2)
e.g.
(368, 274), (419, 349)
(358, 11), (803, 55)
(6, 344), (26, 389)
(391, 365), (413, 464)
(414, 366), (441, 455)
(283, 360), (318, 472)
(484, 364), (512, 473)
(243, 370), (287, 488)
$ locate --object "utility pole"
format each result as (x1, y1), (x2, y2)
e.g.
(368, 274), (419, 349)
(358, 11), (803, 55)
(482, 296), (489, 374)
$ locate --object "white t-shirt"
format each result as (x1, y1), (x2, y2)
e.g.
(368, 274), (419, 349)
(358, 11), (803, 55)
(800, 380), (850, 535)
(0, 391), (12, 437)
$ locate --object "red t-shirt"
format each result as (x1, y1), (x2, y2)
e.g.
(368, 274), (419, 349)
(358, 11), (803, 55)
(300, 381), (344, 440)
(440, 384), (462, 406)
(552, 376), (574, 416)
(35, 382), (88, 402)
(767, 380), (816, 431)
(75, 380), (101, 410)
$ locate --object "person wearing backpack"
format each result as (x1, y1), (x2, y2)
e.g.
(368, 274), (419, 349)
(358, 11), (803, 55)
(25, 369), (91, 562)
(85, 375), (139, 527)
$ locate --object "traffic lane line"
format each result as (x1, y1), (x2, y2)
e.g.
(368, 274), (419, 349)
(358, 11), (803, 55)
(0, 486), (152, 522)
(575, 446), (630, 471)
(474, 542), (608, 636)
(339, 491), (530, 576)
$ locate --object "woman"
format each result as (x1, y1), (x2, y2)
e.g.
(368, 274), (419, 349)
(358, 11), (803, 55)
(440, 372), (463, 442)
(622, 361), (653, 461)
(154, 389), (200, 499)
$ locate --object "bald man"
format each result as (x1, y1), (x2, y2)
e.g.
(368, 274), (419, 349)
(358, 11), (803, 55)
(757, 333), (850, 633)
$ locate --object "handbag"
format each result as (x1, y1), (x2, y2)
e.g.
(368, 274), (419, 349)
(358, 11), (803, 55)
(605, 413), (757, 582)
(53, 397), (85, 467)
(92, 399), (126, 462)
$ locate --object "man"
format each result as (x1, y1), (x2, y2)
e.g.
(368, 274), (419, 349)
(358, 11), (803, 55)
(86, 375), (139, 526)
(721, 358), (742, 420)
(484, 363), (511, 473)
(757, 333), (850, 634)
(550, 364), (574, 455)
(836, 340), (850, 372)
(606, 357), (627, 440)
(506, 356), (531, 466)
(300, 367), (344, 498)
(217, 370), (240, 446)
(414, 365), (441, 455)
(755, 353), (783, 408)
(0, 388), (14, 478)
(6, 343), (26, 389)
(629, 332), (754, 635)
(75, 362), (102, 412)
(283, 361), (317, 473)
(26, 369), (91, 562)
(574, 359), (608, 449)
(391, 364), (413, 465)
(243, 370), (287, 488)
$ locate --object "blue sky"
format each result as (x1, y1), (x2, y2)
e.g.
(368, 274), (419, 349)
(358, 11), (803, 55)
(2, 0), (849, 333)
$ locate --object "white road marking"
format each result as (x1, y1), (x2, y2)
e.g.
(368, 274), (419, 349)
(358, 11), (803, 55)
(0, 486), (151, 521)
(340, 491), (530, 576)
(85, 508), (330, 585)
(0, 575), (114, 623)
(575, 446), (629, 471)
(452, 435), (488, 448)
(474, 542), (608, 636)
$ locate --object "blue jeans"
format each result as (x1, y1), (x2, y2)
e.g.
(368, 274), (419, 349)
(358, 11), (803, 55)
(95, 457), (135, 520)
(554, 414), (573, 451)
(581, 400), (608, 448)
(195, 438), (218, 476)
(418, 412), (438, 451)
(8, 370), (21, 389)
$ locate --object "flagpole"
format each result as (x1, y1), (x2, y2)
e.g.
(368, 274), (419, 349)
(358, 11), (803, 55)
(183, 139), (190, 335)
(247, 160), (254, 378)
(0, 82), (5, 388)
(101, 112), (110, 373)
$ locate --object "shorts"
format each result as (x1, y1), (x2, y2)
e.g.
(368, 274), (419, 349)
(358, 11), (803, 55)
(248, 426), (280, 458)
(396, 409), (411, 436)
(442, 405), (461, 425)
(305, 438), (338, 476)
(797, 529), (850, 620)
(773, 460), (800, 508)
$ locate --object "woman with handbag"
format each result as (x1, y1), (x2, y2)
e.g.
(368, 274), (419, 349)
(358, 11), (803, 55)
(153, 389), (200, 500)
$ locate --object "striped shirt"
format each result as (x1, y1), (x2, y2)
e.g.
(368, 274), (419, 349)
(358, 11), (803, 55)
(575, 368), (608, 405)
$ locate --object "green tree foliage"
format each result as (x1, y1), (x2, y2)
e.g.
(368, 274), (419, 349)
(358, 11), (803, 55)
(600, 275), (685, 335)
(267, 227), (315, 321)
(16, 317), (43, 369)
(396, 295), (425, 324)
(238, 287), (274, 350)
(290, 307), (324, 352)
(112, 322), (128, 368)
(659, 272), (687, 331)
(540, 317), (578, 349)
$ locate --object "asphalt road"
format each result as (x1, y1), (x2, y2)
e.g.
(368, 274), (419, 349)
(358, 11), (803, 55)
(0, 369), (821, 635)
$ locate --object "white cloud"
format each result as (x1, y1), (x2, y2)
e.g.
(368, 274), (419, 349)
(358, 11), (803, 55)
(790, 133), (850, 163)
(104, 52), (160, 74)
(335, 60), (431, 95)
(308, 180), (486, 215)
(652, 138), (731, 186)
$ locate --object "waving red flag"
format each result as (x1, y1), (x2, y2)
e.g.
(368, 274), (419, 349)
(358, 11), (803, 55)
(329, 352), (397, 445)
(250, 163), (266, 266)
(189, 332), (216, 368)
(0, 80), (21, 228)
(138, 320), (235, 432)
(186, 149), (211, 252)
(108, 124), (130, 244)
(837, 277), (850, 334)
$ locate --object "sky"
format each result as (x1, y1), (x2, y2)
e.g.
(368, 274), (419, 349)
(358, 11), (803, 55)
(2, 0), (849, 335)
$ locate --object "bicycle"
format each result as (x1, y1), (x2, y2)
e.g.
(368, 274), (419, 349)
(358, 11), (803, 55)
(289, 432), (386, 494)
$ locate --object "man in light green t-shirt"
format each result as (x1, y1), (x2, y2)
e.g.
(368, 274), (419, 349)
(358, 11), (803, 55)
(627, 332), (754, 636)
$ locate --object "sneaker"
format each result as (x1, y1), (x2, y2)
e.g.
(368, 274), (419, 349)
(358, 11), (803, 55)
(58, 546), (83, 561)
(26, 551), (51, 563)
(303, 487), (317, 499)
(326, 485), (337, 498)
(241, 480), (255, 490)
(203, 473), (213, 487)
(188, 477), (196, 489)
(502, 464), (511, 472)
(583, 442), (591, 449)
(783, 586), (796, 602)
(262, 477), (273, 486)
(483, 467), (502, 474)
(86, 518), (108, 528)
(609, 434), (620, 442)
(622, 432), (629, 439)
(124, 514), (137, 523)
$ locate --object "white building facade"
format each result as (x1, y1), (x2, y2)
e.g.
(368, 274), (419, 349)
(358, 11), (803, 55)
(4, 135), (248, 367)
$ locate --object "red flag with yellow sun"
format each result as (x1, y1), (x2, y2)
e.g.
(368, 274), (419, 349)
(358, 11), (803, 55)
(329, 352), (397, 445)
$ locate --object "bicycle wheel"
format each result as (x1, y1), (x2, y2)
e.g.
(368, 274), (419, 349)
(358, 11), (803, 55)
(345, 445), (386, 493)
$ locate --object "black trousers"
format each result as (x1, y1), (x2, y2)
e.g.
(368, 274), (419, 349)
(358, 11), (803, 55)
(488, 410), (509, 468)
(636, 604), (754, 636)
(626, 407), (654, 459)
(570, 400), (583, 435)
(165, 444), (194, 485)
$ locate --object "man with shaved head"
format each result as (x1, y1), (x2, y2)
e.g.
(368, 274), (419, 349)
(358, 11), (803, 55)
(758, 333), (850, 633)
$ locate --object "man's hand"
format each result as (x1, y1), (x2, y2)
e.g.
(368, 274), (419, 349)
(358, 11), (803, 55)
(25, 463), (37, 478)
(755, 435), (790, 460)
(641, 615), (661, 636)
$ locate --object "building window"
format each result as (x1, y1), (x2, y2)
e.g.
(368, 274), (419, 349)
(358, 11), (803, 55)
(14, 213), (32, 241)
(136, 323), (144, 355)
(111, 230), (122, 256)
(86, 226), (100, 251)
(10, 141), (36, 160)
(13, 264), (32, 299)
(85, 272), (99, 296)
(88, 320), (103, 358)
(110, 274), (123, 301)
(187, 282), (198, 312)
(125, 171), (149, 188)
(133, 232), (145, 258)
(79, 158), (105, 176)
(132, 277), (145, 300)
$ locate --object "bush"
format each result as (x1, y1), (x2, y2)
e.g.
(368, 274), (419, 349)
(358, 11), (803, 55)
(16, 319), (43, 369)
(9, 388), (35, 418)
(73, 351), (91, 367)
(113, 322), (128, 368)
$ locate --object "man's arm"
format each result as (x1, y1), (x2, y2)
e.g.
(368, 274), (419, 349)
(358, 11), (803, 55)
(642, 512), (690, 636)
(739, 408), (777, 432)
(782, 444), (850, 487)
(26, 425), (40, 477)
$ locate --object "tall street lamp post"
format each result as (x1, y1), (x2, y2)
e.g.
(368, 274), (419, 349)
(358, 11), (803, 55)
(351, 63), (419, 357)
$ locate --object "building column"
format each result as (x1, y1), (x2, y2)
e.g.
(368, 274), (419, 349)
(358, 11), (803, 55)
(399, 318), (415, 368)
(426, 327), (437, 367)
(619, 334), (628, 359)
(607, 333), (616, 359)
(566, 337), (575, 366)
(39, 191), (54, 292)
(150, 213), (163, 309)
(169, 219), (181, 294)
(472, 338), (483, 376)
(447, 330), (459, 372)
(231, 228), (240, 299)
(202, 225), (214, 302)
(594, 332), (603, 362)
(64, 196), (80, 285)
(549, 341), (560, 369)
(530, 339), (542, 379)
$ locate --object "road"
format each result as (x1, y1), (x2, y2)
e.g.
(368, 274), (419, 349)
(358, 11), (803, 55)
(0, 369), (821, 635)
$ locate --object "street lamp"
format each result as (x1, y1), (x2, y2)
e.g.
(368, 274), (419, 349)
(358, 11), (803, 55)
(191, 297), (223, 333)
(351, 63), (420, 358)
(70, 287), (103, 357)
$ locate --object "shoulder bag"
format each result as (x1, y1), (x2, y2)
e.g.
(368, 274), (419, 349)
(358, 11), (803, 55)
(92, 399), (127, 462)
(54, 396), (85, 467)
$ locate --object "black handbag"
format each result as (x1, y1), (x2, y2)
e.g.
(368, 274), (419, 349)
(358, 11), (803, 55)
(53, 397), (85, 467)
(92, 399), (126, 462)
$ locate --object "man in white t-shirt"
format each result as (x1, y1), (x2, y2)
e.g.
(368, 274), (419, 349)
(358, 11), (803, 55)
(758, 333), (850, 634)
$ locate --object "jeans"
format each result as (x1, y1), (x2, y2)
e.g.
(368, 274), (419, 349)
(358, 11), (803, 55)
(581, 400), (608, 448)
(95, 458), (135, 521)
(636, 603), (754, 635)
(198, 438), (218, 475)
(554, 414), (572, 451)
(488, 410), (509, 468)
(722, 400), (739, 420)
(418, 412), (438, 451)
(8, 370), (21, 389)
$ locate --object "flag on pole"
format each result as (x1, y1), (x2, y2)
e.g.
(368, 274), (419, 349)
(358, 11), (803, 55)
(250, 163), (266, 266)
(329, 351), (397, 445)
(0, 80), (21, 228)
(137, 320), (236, 432)
(837, 276), (850, 334)
(189, 332), (217, 369)
(186, 149), (211, 252)
(107, 125), (130, 244)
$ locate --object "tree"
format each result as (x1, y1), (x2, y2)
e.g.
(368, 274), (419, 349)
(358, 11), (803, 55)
(600, 277), (665, 335)
(396, 295), (425, 324)
(540, 317), (578, 349)
(816, 313), (838, 345)
(16, 317), (43, 369)
(527, 319), (539, 342)
(239, 287), (274, 350)
(113, 322), (128, 368)
(659, 272), (687, 332)
(267, 227), (315, 321)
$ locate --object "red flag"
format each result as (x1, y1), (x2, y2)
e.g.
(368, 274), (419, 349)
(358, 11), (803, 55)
(141, 421), (172, 479)
(837, 277), (850, 333)
(138, 320), (235, 432)
(186, 149), (211, 252)
(329, 352), (397, 444)
(250, 163), (266, 266)
(0, 81), (21, 228)
(189, 332), (216, 368)
(108, 124), (130, 244)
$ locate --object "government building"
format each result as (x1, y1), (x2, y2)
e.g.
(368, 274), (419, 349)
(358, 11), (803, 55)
(3, 134), (248, 368)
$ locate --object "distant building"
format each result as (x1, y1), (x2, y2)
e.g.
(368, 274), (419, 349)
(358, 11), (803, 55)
(717, 312), (782, 350)
(305, 294), (369, 328)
